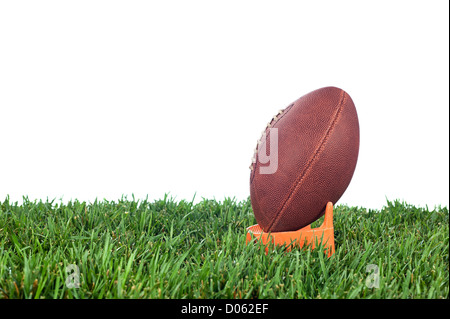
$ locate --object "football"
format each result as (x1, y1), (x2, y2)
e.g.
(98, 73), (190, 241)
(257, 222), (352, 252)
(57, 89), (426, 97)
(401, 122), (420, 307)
(250, 87), (360, 232)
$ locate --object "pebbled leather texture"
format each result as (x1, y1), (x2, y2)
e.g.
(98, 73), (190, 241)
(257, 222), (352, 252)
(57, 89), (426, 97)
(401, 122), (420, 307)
(250, 87), (360, 232)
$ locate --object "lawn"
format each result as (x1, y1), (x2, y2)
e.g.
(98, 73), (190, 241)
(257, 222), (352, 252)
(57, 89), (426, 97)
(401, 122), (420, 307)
(0, 195), (448, 299)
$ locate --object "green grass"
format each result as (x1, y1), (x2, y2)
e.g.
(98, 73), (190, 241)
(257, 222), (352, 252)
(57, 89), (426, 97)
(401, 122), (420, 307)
(0, 195), (448, 299)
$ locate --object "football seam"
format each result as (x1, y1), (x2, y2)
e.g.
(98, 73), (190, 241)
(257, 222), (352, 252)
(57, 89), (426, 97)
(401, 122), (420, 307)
(267, 89), (347, 231)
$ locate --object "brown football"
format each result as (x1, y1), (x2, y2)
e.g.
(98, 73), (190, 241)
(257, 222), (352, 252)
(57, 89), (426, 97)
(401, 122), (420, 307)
(249, 87), (359, 232)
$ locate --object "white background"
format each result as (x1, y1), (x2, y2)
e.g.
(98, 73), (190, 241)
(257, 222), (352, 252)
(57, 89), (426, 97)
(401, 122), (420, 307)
(0, 1), (448, 209)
